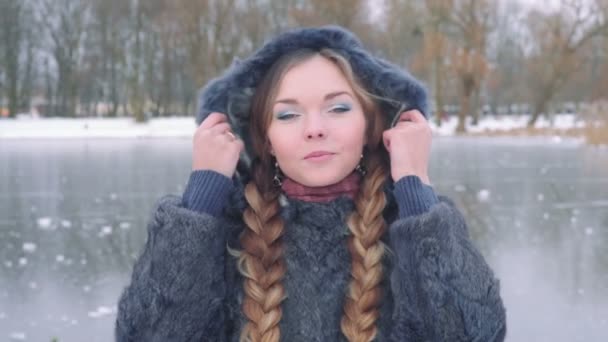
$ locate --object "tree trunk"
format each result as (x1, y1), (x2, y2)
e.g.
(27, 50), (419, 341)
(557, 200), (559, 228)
(456, 95), (469, 134)
(456, 80), (474, 134)
(131, 0), (146, 123)
(1, 0), (23, 118)
(528, 91), (551, 127)
(471, 86), (481, 126)
(433, 54), (444, 127)
(44, 57), (54, 117)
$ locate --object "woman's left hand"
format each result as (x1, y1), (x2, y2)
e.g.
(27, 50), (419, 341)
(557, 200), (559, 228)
(382, 110), (432, 185)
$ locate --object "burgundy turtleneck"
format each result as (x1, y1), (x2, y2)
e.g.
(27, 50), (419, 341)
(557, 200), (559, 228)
(280, 171), (361, 203)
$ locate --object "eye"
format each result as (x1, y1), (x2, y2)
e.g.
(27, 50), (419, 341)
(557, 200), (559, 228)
(329, 103), (352, 113)
(275, 111), (299, 120)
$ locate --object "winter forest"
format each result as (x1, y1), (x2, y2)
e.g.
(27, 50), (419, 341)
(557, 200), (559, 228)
(1, 0), (607, 133)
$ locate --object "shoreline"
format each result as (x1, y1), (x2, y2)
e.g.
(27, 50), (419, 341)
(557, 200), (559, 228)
(0, 114), (604, 146)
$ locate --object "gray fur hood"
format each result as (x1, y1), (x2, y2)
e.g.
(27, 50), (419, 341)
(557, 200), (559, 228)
(195, 25), (429, 185)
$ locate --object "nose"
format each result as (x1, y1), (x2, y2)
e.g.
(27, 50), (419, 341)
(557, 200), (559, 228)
(303, 114), (327, 140)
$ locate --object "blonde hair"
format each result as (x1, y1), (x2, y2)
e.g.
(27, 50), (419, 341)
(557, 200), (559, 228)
(231, 48), (391, 342)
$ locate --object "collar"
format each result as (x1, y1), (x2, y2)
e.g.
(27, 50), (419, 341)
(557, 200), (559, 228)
(281, 171), (361, 203)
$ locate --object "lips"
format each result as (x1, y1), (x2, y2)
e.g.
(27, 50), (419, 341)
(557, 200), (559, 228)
(304, 151), (334, 159)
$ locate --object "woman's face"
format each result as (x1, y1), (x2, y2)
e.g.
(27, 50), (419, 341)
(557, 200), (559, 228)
(267, 55), (367, 187)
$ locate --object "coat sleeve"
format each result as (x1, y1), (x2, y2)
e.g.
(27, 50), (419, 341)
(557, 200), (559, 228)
(387, 195), (507, 342)
(115, 194), (229, 342)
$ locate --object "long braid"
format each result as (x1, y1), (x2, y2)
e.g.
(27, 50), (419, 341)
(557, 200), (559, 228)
(341, 154), (389, 342)
(237, 163), (287, 342)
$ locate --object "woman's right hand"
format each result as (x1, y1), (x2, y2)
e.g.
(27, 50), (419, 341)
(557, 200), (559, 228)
(192, 112), (244, 177)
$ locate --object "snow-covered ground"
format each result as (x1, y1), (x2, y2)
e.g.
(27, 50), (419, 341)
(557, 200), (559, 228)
(0, 113), (585, 139)
(0, 117), (197, 139)
(430, 113), (585, 136)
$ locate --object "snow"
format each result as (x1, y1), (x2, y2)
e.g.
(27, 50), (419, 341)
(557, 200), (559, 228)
(87, 306), (116, 318)
(477, 189), (491, 202)
(98, 226), (113, 237)
(0, 117), (196, 139)
(454, 184), (467, 192)
(429, 113), (586, 136)
(8, 332), (26, 341)
(22, 243), (37, 253)
(0, 113), (588, 139)
(36, 217), (53, 229)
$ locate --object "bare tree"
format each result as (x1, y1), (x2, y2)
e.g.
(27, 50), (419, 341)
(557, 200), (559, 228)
(415, 0), (454, 127)
(381, 0), (425, 67)
(485, 0), (528, 114)
(85, 0), (130, 117)
(450, 0), (494, 133)
(289, 0), (358, 28)
(290, 0), (367, 33)
(0, 0), (31, 117)
(127, 0), (146, 122)
(39, 0), (89, 117)
(526, 0), (608, 127)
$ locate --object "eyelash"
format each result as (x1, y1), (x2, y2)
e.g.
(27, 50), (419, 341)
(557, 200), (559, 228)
(275, 104), (352, 120)
(276, 112), (298, 120)
(330, 104), (351, 113)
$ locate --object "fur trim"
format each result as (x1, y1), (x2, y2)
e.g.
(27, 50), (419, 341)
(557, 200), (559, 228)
(196, 25), (428, 183)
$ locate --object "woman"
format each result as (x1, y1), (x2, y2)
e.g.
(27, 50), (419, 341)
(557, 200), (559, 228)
(115, 26), (506, 342)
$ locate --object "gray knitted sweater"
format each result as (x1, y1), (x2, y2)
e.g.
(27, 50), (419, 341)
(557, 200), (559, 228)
(115, 174), (506, 341)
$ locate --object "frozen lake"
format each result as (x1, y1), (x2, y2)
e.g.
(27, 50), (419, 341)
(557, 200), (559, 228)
(1, 137), (607, 341)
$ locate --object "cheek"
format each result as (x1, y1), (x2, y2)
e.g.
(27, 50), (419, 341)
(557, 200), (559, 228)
(339, 116), (367, 150)
(268, 125), (296, 158)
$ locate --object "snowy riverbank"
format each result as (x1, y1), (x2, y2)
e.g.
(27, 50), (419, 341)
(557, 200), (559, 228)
(0, 114), (585, 139)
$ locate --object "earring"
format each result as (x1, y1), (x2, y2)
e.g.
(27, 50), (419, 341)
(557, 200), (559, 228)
(273, 160), (283, 187)
(355, 153), (367, 176)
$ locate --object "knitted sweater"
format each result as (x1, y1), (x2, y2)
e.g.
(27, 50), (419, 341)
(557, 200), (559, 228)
(115, 171), (506, 341)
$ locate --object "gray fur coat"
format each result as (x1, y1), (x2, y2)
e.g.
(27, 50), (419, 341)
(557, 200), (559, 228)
(115, 192), (506, 341)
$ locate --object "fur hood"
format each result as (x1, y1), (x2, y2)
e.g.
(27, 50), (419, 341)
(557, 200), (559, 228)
(195, 25), (429, 185)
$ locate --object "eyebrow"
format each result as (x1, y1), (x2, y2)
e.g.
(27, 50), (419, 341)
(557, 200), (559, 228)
(274, 91), (353, 105)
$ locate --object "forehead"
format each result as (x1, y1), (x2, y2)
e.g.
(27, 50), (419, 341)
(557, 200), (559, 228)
(275, 55), (354, 101)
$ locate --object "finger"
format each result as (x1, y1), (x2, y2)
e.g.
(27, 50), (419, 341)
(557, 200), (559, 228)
(382, 130), (392, 152)
(394, 120), (415, 129)
(209, 122), (232, 135)
(235, 138), (245, 152)
(226, 137), (244, 157)
(404, 109), (426, 123)
(224, 131), (238, 142)
(200, 112), (227, 130)
(396, 110), (423, 124)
